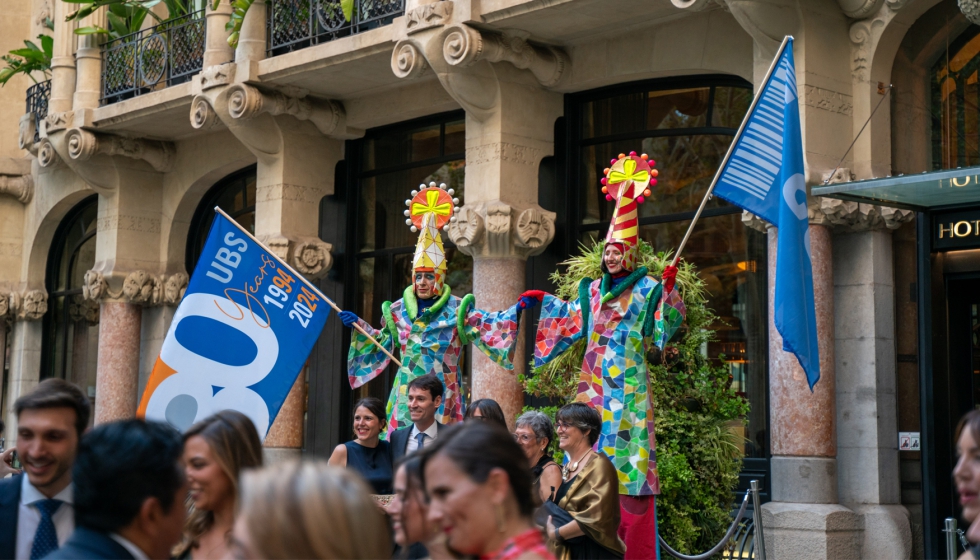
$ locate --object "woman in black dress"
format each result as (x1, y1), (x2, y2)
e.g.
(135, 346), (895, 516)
(328, 397), (393, 494)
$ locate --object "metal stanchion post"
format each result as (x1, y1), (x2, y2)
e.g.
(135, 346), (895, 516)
(751, 480), (766, 560)
(946, 518), (959, 560)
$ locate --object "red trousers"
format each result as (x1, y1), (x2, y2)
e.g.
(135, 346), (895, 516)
(618, 495), (659, 560)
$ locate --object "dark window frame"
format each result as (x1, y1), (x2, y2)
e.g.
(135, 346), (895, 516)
(185, 164), (258, 273)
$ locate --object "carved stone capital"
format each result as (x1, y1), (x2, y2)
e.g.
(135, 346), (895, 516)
(0, 291), (9, 319)
(82, 269), (187, 306)
(448, 201), (555, 259)
(10, 289), (48, 321)
(442, 25), (568, 88)
(224, 84), (362, 139)
(83, 270), (109, 301)
(68, 295), (100, 324)
(962, 0), (980, 25)
(66, 128), (176, 172)
(160, 272), (189, 306)
(0, 174), (33, 204)
(122, 270), (156, 305)
(814, 197), (914, 232)
(19, 113), (37, 155)
(406, 1), (453, 34)
(257, 234), (334, 280)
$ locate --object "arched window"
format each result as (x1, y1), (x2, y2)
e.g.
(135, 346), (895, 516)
(41, 196), (100, 398)
(933, 27), (980, 169)
(186, 165), (257, 272)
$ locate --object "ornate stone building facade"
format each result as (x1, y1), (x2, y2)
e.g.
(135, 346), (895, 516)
(2, 0), (979, 557)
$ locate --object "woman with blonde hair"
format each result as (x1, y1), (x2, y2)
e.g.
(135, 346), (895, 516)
(229, 461), (392, 559)
(174, 410), (263, 559)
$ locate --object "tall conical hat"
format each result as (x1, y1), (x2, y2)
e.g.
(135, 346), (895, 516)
(404, 181), (460, 293)
(600, 151), (658, 271)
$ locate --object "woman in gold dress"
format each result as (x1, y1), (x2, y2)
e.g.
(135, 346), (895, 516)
(545, 403), (626, 560)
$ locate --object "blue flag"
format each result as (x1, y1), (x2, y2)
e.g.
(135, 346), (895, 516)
(712, 37), (821, 389)
(139, 211), (330, 436)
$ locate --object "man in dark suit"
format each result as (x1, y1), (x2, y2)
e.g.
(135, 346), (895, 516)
(391, 374), (447, 464)
(47, 419), (187, 560)
(0, 379), (90, 560)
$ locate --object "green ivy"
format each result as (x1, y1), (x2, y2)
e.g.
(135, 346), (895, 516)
(520, 240), (749, 555)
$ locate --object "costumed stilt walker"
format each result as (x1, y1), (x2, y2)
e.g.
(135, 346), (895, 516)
(339, 182), (523, 435)
(518, 153), (686, 559)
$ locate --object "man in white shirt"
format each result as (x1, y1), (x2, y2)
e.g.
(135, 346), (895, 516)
(0, 379), (90, 560)
(47, 419), (187, 560)
(391, 374), (446, 463)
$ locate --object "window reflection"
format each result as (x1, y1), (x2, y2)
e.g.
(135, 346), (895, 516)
(934, 28), (980, 169)
(572, 80), (767, 459)
(187, 166), (257, 272)
(42, 196), (99, 422)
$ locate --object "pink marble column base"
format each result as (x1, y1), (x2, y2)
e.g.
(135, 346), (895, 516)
(768, 224), (836, 458)
(95, 302), (142, 424)
(471, 257), (526, 431)
(265, 370), (305, 448)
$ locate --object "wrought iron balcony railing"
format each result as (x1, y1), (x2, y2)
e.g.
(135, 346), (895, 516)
(101, 11), (205, 105)
(26, 79), (51, 144)
(268, 0), (404, 56)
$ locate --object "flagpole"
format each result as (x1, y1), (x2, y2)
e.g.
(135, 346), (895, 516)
(670, 35), (793, 268)
(213, 207), (404, 368)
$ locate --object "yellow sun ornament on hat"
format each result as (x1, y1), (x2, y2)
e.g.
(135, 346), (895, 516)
(600, 151), (659, 271)
(404, 182), (460, 294)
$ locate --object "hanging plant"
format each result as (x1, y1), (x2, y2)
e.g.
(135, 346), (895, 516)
(0, 18), (55, 86)
(520, 239), (749, 554)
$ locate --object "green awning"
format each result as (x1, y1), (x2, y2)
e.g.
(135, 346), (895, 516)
(811, 166), (980, 211)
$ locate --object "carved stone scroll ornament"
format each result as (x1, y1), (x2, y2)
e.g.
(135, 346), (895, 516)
(0, 174), (33, 204)
(190, 95), (222, 131)
(961, 0), (980, 26)
(225, 84), (362, 139)
(442, 25), (568, 88)
(406, 1), (453, 34)
(448, 202), (556, 259)
(37, 139), (60, 168)
(391, 41), (429, 79)
(66, 128), (176, 172)
(850, 0), (911, 81)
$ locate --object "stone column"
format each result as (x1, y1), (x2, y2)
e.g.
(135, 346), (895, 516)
(235, 0), (266, 65)
(73, 8), (104, 110)
(264, 369), (305, 462)
(2, 290), (48, 448)
(762, 222), (863, 559)
(204, 0), (234, 69)
(94, 301), (142, 423)
(49, 0), (77, 114)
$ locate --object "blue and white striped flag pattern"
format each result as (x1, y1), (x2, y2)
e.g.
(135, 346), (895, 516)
(712, 37), (821, 390)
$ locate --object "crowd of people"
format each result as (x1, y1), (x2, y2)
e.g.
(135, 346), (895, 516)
(0, 375), (632, 560)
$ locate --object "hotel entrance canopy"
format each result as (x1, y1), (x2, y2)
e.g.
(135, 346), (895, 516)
(811, 166), (980, 211)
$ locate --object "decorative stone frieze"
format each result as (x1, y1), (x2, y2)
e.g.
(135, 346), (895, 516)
(223, 84), (362, 139)
(961, 0), (980, 25)
(82, 269), (189, 306)
(448, 202), (555, 259)
(0, 174), (33, 204)
(8, 289), (48, 321)
(257, 234), (334, 280)
(200, 63), (235, 90)
(406, 1), (453, 34)
(441, 25), (567, 88)
(44, 111), (73, 134)
(65, 128), (176, 173)
(740, 198), (914, 234)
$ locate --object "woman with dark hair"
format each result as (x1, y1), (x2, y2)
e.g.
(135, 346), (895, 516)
(465, 398), (508, 430)
(175, 410), (264, 559)
(328, 396), (393, 494)
(386, 456), (455, 559)
(422, 422), (553, 560)
(545, 403), (624, 560)
(515, 411), (562, 504)
(955, 409), (980, 559)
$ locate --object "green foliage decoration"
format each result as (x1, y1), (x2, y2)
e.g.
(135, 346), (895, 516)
(519, 239), (749, 554)
(64, 0), (200, 39)
(0, 19), (55, 86)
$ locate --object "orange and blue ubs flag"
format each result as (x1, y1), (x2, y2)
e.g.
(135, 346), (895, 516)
(137, 210), (329, 438)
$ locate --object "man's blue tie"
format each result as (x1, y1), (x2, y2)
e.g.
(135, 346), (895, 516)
(415, 432), (426, 450)
(30, 499), (62, 560)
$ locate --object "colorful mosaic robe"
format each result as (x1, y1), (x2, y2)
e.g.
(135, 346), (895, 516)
(533, 268), (685, 496)
(348, 285), (521, 435)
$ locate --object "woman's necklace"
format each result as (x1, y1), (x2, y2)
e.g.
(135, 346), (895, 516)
(561, 449), (592, 482)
